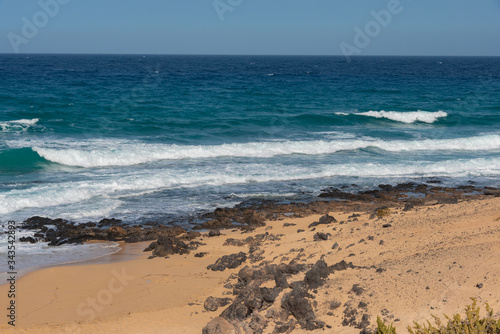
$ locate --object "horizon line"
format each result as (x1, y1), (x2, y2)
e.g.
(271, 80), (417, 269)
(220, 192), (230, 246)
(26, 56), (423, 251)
(0, 52), (499, 58)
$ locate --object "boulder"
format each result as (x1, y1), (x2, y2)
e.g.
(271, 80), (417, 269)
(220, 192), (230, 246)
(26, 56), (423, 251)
(202, 317), (238, 334)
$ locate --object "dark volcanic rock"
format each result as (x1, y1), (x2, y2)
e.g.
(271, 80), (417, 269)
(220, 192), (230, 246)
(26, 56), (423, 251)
(204, 296), (233, 312)
(202, 317), (237, 334)
(304, 259), (330, 289)
(351, 284), (365, 295)
(281, 286), (324, 330)
(209, 229), (221, 237)
(221, 281), (280, 321)
(151, 235), (190, 257)
(179, 231), (201, 241)
(98, 218), (123, 227)
(23, 216), (59, 230)
(309, 214), (337, 228)
(21, 216), (185, 247)
(198, 208), (265, 231)
(403, 202), (414, 211)
(19, 236), (37, 243)
(143, 241), (157, 252)
(207, 252), (247, 271)
(342, 305), (358, 327)
(313, 232), (330, 241)
(484, 189), (500, 197)
(107, 226), (127, 240)
(330, 260), (355, 272)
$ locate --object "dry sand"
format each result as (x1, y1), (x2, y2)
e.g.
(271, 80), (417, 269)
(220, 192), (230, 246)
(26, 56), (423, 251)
(1, 197), (499, 333)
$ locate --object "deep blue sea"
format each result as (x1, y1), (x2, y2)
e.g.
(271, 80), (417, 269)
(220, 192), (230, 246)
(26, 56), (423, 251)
(1, 55), (500, 270)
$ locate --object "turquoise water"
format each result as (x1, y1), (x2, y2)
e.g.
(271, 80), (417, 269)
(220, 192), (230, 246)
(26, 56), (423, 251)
(0, 55), (500, 226)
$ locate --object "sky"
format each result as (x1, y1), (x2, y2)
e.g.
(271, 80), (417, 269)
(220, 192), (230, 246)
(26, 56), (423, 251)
(0, 0), (499, 56)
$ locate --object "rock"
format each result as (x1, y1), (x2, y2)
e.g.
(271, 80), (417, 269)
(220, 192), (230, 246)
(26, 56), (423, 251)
(309, 214), (337, 228)
(23, 216), (56, 229)
(342, 305), (358, 327)
(107, 226), (127, 240)
(98, 218), (123, 227)
(222, 281), (280, 322)
(207, 252), (247, 271)
(351, 284), (364, 295)
(379, 184), (393, 191)
(248, 313), (268, 333)
(274, 322), (293, 333)
(318, 188), (361, 200)
(484, 189), (500, 197)
(476, 283), (483, 289)
(304, 259), (330, 289)
(281, 286), (323, 330)
(179, 231), (201, 241)
(151, 236), (190, 257)
(195, 252), (208, 258)
(204, 296), (233, 312)
(209, 230), (221, 237)
(382, 224), (392, 228)
(19, 236), (37, 243)
(329, 300), (341, 310)
(313, 232), (330, 241)
(143, 241), (157, 252)
(357, 314), (371, 329)
(202, 317), (238, 334)
(330, 260), (355, 272)
(274, 272), (289, 289)
(332, 242), (339, 249)
(305, 319), (325, 331)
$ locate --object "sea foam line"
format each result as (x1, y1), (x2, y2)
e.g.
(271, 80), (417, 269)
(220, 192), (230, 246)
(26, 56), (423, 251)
(0, 118), (40, 132)
(24, 134), (500, 168)
(336, 110), (447, 123)
(1, 156), (500, 216)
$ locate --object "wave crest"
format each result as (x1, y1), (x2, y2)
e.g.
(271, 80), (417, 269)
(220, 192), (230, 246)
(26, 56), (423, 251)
(22, 134), (500, 168)
(0, 118), (40, 132)
(337, 110), (447, 123)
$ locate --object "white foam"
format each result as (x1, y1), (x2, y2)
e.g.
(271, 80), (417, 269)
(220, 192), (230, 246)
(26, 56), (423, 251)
(336, 110), (448, 123)
(1, 155), (500, 217)
(16, 134), (500, 168)
(0, 118), (39, 132)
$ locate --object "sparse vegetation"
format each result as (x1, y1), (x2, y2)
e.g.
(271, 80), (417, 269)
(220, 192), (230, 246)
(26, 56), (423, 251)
(372, 299), (500, 334)
(377, 208), (391, 218)
(374, 316), (397, 334)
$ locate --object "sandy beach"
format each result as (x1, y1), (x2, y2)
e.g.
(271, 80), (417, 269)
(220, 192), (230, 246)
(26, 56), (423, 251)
(1, 196), (499, 333)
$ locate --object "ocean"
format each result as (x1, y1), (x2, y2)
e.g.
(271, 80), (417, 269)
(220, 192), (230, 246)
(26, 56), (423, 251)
(1, 54), (499, 271)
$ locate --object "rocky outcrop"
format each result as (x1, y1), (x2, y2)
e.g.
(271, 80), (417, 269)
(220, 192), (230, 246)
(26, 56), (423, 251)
(207, 252), (248, 271)
(201, 258), (359, 333)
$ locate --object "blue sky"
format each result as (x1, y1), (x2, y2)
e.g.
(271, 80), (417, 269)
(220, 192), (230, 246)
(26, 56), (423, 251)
(0, 0), (499, 55)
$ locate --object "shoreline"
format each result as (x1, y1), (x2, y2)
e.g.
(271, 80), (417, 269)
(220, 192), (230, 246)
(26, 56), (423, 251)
(0, 194), (499, 333)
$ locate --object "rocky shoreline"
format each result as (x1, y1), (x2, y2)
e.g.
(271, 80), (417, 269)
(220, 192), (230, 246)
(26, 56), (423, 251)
(1, 183), (499, 333)
(13, 182), (500, 249)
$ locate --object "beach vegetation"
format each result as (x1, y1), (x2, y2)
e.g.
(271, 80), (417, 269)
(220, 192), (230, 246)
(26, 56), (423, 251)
(377, 208), (391, 218)
(372, 299), (500, 334)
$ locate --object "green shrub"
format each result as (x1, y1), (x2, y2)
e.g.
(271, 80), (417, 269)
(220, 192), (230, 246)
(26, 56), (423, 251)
(372, 299), (500, 334)
(374, 316), (397, 334)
